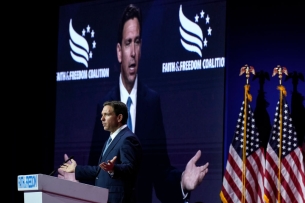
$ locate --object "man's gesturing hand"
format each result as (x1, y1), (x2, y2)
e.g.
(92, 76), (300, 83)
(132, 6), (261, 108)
(100, 156), (117, 173)
(57, 154), (78, 182)
(181, 150), (209, 191)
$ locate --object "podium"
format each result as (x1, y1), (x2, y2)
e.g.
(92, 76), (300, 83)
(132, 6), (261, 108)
(17, 174), (108, 203)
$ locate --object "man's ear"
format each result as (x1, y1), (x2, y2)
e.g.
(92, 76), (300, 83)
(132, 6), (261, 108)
(117, 114), (123, 123)
(117, 43), (122, 63)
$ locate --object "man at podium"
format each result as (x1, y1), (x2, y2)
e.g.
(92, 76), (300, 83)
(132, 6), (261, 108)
(59, 101), (142, 203)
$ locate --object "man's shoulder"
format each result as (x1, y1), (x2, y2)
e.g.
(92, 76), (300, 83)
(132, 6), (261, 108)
(97, 85), (120, 106)
(138, 80), (160, 99)
(120, 128), (140, 141)
(104, 85), (119, 98)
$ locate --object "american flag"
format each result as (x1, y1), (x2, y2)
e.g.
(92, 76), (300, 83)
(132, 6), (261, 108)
(220, 100), (265, 203)
(263, 98), (305, 203)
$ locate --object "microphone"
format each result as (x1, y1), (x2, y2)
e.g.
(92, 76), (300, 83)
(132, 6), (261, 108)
(49, 156), (74, 176)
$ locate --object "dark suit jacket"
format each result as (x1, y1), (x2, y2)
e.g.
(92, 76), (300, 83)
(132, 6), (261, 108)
(89, 78), (185, 203)
(76, 127), (142, 203)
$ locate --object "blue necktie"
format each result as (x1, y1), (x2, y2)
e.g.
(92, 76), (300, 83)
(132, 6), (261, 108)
(103, 137), (112, 155)
(126, 97), (132, 131)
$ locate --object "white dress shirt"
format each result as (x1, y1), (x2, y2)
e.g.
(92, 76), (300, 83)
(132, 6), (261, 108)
(119, 73), (137, 133)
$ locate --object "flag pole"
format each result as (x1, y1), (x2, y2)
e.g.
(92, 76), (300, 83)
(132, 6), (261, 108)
(272, 65), (288, 203)
(239, 64), (255, 203)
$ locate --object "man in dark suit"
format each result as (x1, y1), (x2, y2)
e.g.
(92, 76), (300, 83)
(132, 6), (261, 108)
(87, 4), (209, 203)
(59, 101), (142, 203)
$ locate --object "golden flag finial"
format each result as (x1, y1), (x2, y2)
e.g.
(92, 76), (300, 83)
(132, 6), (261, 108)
(272, 65), (288, 85)
(239, 64), (255, 84)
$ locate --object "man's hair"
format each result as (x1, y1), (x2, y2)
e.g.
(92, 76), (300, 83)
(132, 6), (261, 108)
(103, 101), (128, 125)
(117, 4), (142, 44)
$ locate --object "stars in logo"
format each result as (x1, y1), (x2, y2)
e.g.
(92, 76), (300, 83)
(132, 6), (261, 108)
(193, 9), (212, 48)
(82, 24), (97, 59)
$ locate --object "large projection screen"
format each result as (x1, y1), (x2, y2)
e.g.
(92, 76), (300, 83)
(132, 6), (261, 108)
(54, 0), (226, 202)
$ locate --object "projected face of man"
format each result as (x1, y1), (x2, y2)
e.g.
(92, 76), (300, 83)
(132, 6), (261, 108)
(117, 18), (141, 94)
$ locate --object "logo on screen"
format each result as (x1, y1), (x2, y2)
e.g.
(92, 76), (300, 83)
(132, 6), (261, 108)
(56, 19), (109, 81)
(179, 5), (212, 57)
(69, 19), (97, 68)
(162, 4), (225, 73)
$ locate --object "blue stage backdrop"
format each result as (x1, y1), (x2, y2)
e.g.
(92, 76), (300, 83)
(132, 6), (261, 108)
(54, 0), (226, 202)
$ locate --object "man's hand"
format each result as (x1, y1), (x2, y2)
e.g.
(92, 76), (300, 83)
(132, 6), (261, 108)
(60, 159), (77, 173)
(57, 154), (78, 182)
(100, 156), (117, 172)
(181, 150), (209, 191)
